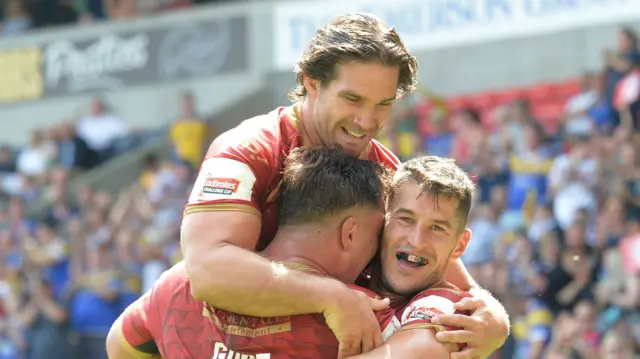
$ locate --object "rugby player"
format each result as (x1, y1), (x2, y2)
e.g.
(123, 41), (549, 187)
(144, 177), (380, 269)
(180, 13), (508, 358)
(107, 148), (473, 359)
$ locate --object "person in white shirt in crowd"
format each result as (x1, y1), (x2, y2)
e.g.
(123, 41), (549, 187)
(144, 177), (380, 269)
(16, 130), (55, 178)
(547, 135), (599, 231)
(76, 98), (130, 163)
(564, 72), (601, 137)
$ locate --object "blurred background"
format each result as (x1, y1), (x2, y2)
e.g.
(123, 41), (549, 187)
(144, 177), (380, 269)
(0, 0), (638, 358)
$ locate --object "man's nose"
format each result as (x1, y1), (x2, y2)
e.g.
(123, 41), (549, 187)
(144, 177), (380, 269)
(354, 107), (377, 132)
(407, 226), (428, 250)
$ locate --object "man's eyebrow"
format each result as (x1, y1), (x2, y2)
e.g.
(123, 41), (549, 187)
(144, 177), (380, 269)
(395, 208), (454, 229)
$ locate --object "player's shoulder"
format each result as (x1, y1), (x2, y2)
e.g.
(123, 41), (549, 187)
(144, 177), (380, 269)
(206, 106), (294, 159)
(402, 284), (472, 321)
(152, 261), (191, 294)
(411, 284), (472, 304)
(369, 138), (400, 170)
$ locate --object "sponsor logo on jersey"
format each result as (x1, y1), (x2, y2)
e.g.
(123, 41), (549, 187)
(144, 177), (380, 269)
(188, 158), (256, 204)
(212, 342), (270, 359)
(202, 177), (240, 196)
(401, 295), (455, 325)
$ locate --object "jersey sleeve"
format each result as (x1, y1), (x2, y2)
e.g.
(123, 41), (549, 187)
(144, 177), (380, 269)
(399, 288), (471, 333)
(183, 115), (280, 218)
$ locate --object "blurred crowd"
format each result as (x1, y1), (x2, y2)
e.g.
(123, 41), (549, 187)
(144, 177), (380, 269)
(0, 91), (210, 359)
(0, 0), (234, 37)
(380, 27), (640, 359)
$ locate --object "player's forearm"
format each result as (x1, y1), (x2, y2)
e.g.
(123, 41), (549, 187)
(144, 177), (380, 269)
(349, 329), (449, 359)
(186, 244), (341, 317)
(444, 258), (477, 291)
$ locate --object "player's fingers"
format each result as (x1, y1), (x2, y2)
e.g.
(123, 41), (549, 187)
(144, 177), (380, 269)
(453, 297), (483, 311)
(372, 326), (384, 349)
(434, 329), (475, 343)
(369, 297), (390, 311)
(360, 333), (375, 354)
(432, 314), (485, 330)
(337, 340), (360, 359)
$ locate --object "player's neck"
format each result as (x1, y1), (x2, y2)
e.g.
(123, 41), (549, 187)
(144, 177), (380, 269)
(298, 99), (323, 148)
(262, 226), (337, 279)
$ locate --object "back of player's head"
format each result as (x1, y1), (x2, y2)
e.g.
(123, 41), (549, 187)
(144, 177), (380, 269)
(279, 146), (388, 226)
(389, 156), (474, 228)
(289, 13), (418, 101)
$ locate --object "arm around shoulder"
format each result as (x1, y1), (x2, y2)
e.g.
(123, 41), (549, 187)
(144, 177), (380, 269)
(182, 210), (344, 317)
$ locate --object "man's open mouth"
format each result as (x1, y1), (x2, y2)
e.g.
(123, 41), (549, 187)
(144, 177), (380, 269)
(396, 251), (428, 267)
(341, 127), (366, 139)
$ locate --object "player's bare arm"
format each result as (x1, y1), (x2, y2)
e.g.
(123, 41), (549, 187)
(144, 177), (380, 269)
(106, 317), (161, 359)
(348, 328), (451, 359)
(183, 210), (372, 317)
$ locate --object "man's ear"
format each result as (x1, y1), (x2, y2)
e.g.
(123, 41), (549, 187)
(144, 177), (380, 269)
(340, 216), (358, 251)
(303, 76), (320, 99)
(450, 228), (471, 259)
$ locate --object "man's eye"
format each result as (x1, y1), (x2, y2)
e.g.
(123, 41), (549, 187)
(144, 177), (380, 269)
(398, 217), (413, 224)
(430, 225), (444, 232)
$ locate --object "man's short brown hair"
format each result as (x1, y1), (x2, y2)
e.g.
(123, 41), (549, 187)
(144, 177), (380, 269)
(288, 13), (418, 101)
(389, 156), (474, 229)
(279, 146), (388, 226)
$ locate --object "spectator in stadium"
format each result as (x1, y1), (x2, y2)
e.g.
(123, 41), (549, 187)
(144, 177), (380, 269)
(76, 98), (130, 163)
(30, 0), (78, 27)
(22, 220), (69, 300)
(0, 147), (16, 175)
(504, 100), (537, 156)
(503, 121), (553, 229)
(547, 135), (599, 230)
(563, 72), (600, 137)
(422, 109), (454, 158)
(16, 130), (55, 178)
(613, 53), (640, 129)
(56, 122), (98, 170)
(451, 108), (486, 169)
(103, 0), (140, 20)
(0, 0), (32, 36)
(21, 270), (70, 359)
(68, 244), (122, 359)
(169, 91), (211, 170)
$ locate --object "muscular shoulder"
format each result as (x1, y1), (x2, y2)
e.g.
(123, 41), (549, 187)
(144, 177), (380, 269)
(187, 107), (300, 213)
(206, 107), (295, 165)
(145, 262), (192, 311)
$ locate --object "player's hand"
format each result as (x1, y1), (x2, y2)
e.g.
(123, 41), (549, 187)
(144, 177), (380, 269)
(431, 297), (508, 359)
(323, 287), (390, 359)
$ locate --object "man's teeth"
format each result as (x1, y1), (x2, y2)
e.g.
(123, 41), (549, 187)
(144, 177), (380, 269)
(407, 254), (424, 264)
(346, 129), (365, 138)
(396, 252), (427, 266)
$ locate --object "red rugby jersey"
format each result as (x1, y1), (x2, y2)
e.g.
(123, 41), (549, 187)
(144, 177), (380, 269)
(119, 262), (398, 359)
(389, 285), (473, 352)
(184, 103), (400, 250)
